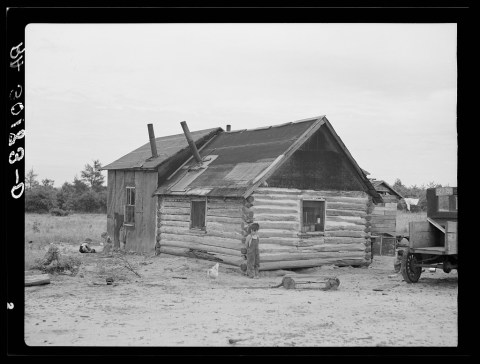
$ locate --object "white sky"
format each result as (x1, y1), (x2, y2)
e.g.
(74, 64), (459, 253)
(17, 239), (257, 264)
(25, 23), (457, 188)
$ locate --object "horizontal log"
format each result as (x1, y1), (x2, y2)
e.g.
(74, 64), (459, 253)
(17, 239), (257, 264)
(253, 198), (299, 207)
(206, 215), (243, 224)
(324, 231), (367, 238)
(326, 209), (366, 218)
(160, 214), (191, 222)
(160, 220), (190, 228)
(259, 257), (366, 271)
(163, 197), (190, 203)
(207, 198), (243, 205)
(161, 233), (243, 249)
(160, 207), (191, 215)
(257, 237), (299, 246)
(259, 229), (299, 238)
(326, 215), (366, 224)
(324, 237), (368, 244)
(253, 213), (300, 222)
(159, 247), (244, 267)
(324, 224), (365, 231)
(206, 228), (243, 240)
(207, 204), (243, 211)
(297, 243), (367, 252)
(206, 222), (243, 233)
(160, 240), (243, 256)
(206, 209), (243, 218)
(251, 207), (299, 215)
(162, 201), (191, 208)
(260, 251), (364, 262)
(251, 221), (300, 230)
(326, 202), (367, 211)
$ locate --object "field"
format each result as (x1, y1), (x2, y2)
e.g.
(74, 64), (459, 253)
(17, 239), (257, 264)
(396, 210), (427, 236)
(24, 212), (458, 347)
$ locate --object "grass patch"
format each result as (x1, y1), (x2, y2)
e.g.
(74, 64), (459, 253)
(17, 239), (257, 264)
(25, 213), (106, 246)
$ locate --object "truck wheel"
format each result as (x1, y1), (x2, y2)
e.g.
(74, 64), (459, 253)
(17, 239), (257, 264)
(401, 250), (422, 283)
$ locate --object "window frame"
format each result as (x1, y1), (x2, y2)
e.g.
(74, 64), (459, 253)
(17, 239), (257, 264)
(300, 198), (326, 235)
(190, 198), (207, 231)
(124, 186), (135, 226)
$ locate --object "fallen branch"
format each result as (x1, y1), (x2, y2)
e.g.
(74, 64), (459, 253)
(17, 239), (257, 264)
(115, 254), (142, 278)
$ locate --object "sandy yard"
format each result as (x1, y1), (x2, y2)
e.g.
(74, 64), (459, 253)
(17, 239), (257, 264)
(24, 244), (458, 347)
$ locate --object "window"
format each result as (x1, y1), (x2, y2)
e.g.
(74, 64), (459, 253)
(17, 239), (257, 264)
(438, 195), (457, 212)
(190, 199), (206, 230)
(125, 187), (135, 225)
(302, 200), (325, 233)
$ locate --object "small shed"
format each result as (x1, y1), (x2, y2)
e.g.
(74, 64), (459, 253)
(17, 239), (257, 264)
(369, 179), (404, 256)
(103, 115), (384, 270)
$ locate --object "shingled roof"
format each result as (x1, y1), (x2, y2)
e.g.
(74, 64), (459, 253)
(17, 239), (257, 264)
(370, 179), (404, 199)
(154, 116), (383, 203)
(102, 127), (222, 170)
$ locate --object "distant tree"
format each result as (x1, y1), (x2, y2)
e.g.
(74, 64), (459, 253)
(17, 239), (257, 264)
(25, 185), (58, 213)
(73, 175), (89, 195)
(25, 168), (40, 190)
(41, 178), (55, 187)
(81, 160), (105, 191)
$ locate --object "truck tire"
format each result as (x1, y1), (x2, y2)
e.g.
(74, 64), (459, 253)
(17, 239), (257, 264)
(401, 249), (422, 283)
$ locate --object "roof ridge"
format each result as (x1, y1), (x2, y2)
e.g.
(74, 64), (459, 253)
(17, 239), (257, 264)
(226, 116), (325, 133)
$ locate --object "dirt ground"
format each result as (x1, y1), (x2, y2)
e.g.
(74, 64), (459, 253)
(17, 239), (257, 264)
(24, 243), (458, 347)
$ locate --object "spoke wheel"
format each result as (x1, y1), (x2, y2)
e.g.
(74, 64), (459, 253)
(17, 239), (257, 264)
(401, 251), (422, 283)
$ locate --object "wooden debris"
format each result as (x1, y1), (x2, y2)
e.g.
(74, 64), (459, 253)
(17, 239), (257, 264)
(280, 274), (340, 290)
(25, 274), (50, 287)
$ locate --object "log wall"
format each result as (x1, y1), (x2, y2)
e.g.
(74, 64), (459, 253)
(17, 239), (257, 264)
(157, 195), (247, 268)
(251, 187), (372, 270)
(156, 188), (372, 270)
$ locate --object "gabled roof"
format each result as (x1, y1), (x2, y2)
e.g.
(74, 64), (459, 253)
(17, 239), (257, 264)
(102, 127), (222, 170)
(370, 179), (404, 199)
(154, 116), (383, 203)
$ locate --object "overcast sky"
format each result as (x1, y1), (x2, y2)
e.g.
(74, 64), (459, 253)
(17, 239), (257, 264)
(25, 23), (457, 188)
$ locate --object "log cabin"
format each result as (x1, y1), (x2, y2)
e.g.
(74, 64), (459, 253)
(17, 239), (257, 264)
(103, 115), (384, 271)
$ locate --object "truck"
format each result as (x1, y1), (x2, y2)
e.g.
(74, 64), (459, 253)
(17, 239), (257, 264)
(400, 187), (458, 283)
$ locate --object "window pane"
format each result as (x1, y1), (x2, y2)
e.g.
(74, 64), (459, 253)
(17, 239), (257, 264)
(125, 205), (135, 223)
(302, 200), (325, 232)
(191, 201), (206, 229)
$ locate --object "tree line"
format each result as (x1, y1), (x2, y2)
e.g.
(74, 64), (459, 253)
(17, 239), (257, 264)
(25, 160), (107, 215)
(392, 178), (446, 212)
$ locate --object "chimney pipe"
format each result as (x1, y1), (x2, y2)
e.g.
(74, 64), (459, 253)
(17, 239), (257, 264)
(147, 123), (158, 158)
(180, 121), (202, 163)
(226, 124), (231, 132)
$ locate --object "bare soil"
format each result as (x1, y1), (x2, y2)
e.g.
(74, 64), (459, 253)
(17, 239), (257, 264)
(24, 244), (458, 347)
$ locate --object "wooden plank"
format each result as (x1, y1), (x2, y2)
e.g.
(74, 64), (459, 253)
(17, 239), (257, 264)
(445, 221), (457, 254)
(25, 274), (50, 287)
(427, 217), (446, 234)
(325, 224), (365, 231)
(259, 229), (299, 238)
(206, 215), (243, 224)
(255, 188), (368, 199)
